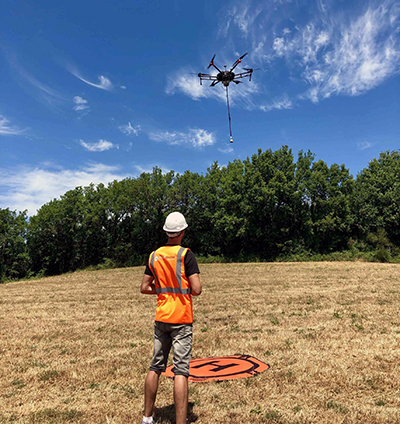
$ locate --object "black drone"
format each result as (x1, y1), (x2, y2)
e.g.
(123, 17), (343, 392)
(197, 53), (256, 143)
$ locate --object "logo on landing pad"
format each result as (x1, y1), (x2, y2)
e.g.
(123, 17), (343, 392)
(164, 355), (269, 382)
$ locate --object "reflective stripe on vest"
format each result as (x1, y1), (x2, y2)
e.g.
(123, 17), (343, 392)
(150, 247), (191, 295)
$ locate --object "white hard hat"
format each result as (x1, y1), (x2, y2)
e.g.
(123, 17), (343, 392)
(163, 212), (188, 234)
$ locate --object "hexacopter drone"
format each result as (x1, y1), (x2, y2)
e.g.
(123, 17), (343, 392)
(197, 53), (256, 143)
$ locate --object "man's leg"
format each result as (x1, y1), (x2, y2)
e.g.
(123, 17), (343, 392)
(174, 375), (188, 424)
(145, 322), (172, 418)
(144, 370), (161, 417)
(171, 324), (192, 424)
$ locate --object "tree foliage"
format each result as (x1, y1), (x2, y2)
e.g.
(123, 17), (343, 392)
(352, 151), (400, 243)
(2, 146), (399, 280)
(0, 209), (30, 282)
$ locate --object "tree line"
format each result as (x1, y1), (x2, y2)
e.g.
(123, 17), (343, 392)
(1, 146), (400, 282)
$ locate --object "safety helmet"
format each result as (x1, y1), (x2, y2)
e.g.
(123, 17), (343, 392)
(163, 212), (188, 235)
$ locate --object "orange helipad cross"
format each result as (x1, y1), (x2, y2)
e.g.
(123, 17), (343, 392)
(163, 355), (269, 382)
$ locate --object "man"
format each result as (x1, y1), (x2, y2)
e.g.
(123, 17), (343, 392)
(140, 212), (202, 424)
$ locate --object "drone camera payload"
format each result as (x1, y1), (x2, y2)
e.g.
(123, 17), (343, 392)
(197, 53), (257, 143)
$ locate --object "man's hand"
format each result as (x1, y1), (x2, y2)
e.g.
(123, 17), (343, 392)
(141, 274), (156, 295)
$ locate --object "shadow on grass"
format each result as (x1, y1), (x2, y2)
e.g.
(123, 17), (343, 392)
(154, 402), (198, 423)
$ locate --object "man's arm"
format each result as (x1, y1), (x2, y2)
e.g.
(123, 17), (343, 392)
(188, 273), (202, 296)
(141, 274), (156, 295)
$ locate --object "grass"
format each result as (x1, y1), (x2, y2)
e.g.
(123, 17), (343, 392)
(0, 262), (400, 423)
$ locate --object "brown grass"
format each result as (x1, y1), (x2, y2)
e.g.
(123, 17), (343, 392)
(0, 262), (399, 424)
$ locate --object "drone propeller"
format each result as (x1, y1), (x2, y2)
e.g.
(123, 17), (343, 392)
(233, 80), (242, 84)
(230, 52), (248, 71)
(207, 54), (216, 69)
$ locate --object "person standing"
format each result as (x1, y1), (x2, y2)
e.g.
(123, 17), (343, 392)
(140, 212), (202, 424)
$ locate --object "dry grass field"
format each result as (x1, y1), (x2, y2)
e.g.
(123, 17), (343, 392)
(1, 262), (400, 424)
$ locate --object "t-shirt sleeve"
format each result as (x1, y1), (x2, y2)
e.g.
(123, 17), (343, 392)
(184, 250), (200, 277)
(144, 262), (153, 277)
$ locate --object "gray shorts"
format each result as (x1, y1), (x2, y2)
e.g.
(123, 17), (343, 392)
(149, 321), (192, 377)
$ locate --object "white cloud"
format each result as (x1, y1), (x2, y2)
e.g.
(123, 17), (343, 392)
(223, 0), (400, 107)
(357, 141), (374, 150)
(79, 139), (118, 152)
(166, 73), (214, 101)
(70, 69), (113, 91)
(119, 122), (141, 136)
(0, 115), (26, 135)
(260, 96), (293, 112)
(218, 145), (234, 154)
(166, 67), (261, 109)
(0, 163), (127, 215)
(73, 96), (89, 112)
(149, 128), (216, 148)
(302, 3), (400, 101)
(9, 56), (66, 107)
(222, 1), (266, 38)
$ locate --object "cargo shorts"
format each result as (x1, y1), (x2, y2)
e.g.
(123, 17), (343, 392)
(149, 321), (193, 377)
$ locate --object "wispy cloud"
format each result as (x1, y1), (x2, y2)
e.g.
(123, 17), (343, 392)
(219, 0), (400, 107)
(166, 68), (260, 109)
(119, 122), (141, 136)
(149, 128), (216, 148)
(70, 69), (113, 91)
(0, 163), (127, 215)
(7, 54), (66, 107)
(73, 96), (89, 113)
(260, 95), (293, 112)
(218, 145), (234, 154)
(298, 4), (400, 101)
(0, 115), (26, 135)
(357, 141), (374, 150)
(79, 139), (118, 152)
(166, 72), (215, 101)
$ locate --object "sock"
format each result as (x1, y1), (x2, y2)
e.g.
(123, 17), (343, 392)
(142, 417), (153, 424)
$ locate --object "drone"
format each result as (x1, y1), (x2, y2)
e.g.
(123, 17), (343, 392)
(197, 53), (256, 143)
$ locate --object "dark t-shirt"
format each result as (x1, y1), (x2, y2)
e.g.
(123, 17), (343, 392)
(144, 247), (200, 278)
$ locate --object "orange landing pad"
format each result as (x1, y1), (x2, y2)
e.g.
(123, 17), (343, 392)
(163, 355), (269, 382)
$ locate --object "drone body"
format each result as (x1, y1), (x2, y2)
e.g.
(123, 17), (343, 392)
(197, 53), (256, 143)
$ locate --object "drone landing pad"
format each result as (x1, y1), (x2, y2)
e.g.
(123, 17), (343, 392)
(163, 355), (269, 382)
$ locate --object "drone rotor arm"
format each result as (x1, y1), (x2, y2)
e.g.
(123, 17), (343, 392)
(230, 52), (248, 71)
(233, 70), (252, 78)
(207, 54), (216, 69)
(198, 74), (218, 81)
(210, 63), (223, 73)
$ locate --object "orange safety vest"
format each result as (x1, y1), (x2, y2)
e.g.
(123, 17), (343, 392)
(148, 245), (193, 324)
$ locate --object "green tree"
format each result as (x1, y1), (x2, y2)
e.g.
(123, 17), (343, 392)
(352, 150), (400, 247)
(246, 146), (303, 258)
(0, 209), (30, 282)
(298, 153), (355, 253)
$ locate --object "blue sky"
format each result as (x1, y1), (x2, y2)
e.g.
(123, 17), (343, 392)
(1, 0), (399, 215)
